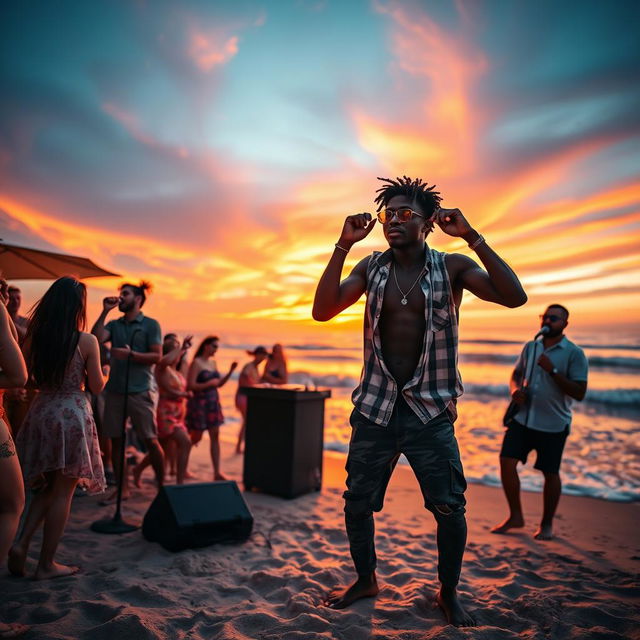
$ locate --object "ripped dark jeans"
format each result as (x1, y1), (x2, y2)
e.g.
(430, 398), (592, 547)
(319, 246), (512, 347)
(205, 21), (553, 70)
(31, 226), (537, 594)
(344, 397), (467, 588)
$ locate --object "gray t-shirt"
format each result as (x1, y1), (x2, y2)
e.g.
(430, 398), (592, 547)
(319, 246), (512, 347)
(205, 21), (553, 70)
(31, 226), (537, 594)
(513, 336), (588, 433)
(104, 312), (162, 394)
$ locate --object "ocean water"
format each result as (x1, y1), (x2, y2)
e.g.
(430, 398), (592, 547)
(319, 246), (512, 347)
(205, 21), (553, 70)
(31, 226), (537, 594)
(207, 338), (640, 503)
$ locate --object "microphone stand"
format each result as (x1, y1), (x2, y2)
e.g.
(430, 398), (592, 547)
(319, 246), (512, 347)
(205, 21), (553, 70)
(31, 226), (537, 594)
(91, 329), (141, 534)
(522, 330), (546, 428)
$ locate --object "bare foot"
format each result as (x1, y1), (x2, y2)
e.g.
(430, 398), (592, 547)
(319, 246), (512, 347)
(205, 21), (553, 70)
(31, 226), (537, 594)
(183, 471), (197, 480)
(34, 562), (79, 580)
(7, 546), (27, 577)
(437, 587), (476, 627)
(490, 515), (524, 534)
(323, 574), (379, 609)
(534, 523), (554, 540)
(0, 621), (29, 638)
(214, 473), (228, 481)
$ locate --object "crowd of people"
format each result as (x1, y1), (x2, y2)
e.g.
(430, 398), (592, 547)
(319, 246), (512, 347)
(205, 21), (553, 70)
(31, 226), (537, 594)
(0, 277), (288, 632)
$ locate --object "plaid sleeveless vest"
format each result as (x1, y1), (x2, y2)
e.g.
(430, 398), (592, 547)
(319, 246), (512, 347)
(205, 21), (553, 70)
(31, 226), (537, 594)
(351, 246), (463, 426)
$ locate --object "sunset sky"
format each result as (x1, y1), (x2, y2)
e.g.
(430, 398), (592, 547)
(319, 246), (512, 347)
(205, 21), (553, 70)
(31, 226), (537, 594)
(2, 0), (639, 346)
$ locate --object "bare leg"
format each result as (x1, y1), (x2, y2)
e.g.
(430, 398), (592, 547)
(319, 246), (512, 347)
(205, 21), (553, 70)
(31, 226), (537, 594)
(0, 427), (25, 571)
(323, 572), (379, 608)
(235, 396), (246, 455)
(8, 477), (55, 576)
(164, 438), (177, 475)
(35, 472), (79, 579)
(235, 421), (245, 455)
(144, 438), (165, 489)
(491, 457), (525, 533)
(132, 455), (150, 488)
(174, 430), (191, 485)
(208, 427), (226, 480)
(534, 472), (561, 540)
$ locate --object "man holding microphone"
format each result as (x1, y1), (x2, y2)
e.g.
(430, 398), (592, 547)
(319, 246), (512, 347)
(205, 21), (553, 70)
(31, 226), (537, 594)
(92, 282), (163, 502)
(492, 305), (588, 540)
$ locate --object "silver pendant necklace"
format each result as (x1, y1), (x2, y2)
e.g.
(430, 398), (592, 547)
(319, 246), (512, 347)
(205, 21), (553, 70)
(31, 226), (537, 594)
(393, 263), (424, 305)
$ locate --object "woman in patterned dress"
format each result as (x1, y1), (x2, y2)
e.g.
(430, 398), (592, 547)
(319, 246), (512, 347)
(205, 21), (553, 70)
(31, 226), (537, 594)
(186, 336), (237, 480)
(8, 277), (105, 580)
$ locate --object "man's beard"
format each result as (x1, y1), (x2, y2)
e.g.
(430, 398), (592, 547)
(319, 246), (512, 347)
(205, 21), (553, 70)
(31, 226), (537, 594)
(118, 301), (134, 312)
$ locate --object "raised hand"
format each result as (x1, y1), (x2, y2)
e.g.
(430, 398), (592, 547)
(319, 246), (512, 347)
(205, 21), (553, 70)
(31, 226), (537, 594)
(338, 213), (377, 249)
(182, 335), (193, 350)
(102, 296), (119, 312)
(435, 207), (473, 238)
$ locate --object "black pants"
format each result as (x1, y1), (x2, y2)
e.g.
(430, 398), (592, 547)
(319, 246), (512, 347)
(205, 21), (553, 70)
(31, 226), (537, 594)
(344, 398), (467, 587)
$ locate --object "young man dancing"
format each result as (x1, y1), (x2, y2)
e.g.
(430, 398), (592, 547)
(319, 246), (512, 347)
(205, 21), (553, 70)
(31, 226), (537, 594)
(313, 176), (527, 626)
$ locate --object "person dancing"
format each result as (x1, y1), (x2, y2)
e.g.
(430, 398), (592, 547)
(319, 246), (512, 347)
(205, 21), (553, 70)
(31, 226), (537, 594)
(186, 337), (237, 480)
(9, 277), (105, 580)
(313, 176), (527, 626)
(134, 335), (194, 486)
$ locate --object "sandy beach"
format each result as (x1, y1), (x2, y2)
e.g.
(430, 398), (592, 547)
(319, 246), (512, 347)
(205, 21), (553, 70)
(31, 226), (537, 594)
(2, 433), (638, 640)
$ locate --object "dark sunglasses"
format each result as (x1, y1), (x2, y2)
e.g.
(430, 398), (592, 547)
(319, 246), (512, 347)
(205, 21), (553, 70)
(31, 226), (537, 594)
(539, 314), (563, 322)
(377, 207), (425, 224)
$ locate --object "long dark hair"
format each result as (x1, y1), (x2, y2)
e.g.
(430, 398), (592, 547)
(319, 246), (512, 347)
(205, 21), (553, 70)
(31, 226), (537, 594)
(194, 335), (219, 359)
(26, 276), (87, 388)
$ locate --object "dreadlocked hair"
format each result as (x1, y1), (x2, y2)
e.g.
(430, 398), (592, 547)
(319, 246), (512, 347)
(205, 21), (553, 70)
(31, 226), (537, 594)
(374, 176), (442, 216)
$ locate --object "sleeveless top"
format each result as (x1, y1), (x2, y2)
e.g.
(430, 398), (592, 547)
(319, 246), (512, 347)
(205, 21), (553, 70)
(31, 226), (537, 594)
(351, 246), (463, 426)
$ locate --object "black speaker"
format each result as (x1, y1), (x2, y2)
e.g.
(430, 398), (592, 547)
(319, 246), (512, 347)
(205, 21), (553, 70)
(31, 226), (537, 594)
(142, 481), (253, 552)
(243, 387), (331, 498)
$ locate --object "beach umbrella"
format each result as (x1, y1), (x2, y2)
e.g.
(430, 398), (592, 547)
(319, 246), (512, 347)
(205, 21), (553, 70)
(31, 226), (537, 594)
(0, 241), (120, 280)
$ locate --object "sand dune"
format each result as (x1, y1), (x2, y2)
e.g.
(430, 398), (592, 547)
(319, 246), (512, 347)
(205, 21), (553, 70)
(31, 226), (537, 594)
(2, 436), (638, 639)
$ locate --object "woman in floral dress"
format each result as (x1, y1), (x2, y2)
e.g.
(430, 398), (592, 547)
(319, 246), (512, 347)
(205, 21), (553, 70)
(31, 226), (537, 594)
(9, 277), (105, 580)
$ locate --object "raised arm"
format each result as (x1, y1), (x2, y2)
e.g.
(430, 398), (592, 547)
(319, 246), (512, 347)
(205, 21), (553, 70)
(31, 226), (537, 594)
(91, 296), (119, 344)
(437, 208), (527, 309)
(312, 213), (376, 321)
(157, 336), (192, 371)
(209, 362), (238, 388)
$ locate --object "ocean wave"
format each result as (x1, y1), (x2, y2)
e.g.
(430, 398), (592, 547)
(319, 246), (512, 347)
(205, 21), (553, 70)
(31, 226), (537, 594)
(323, 443), (639, 502)
(459, 353), (640, 370)
(291, 373), (639, 407)
(464, 383), (640, 407)
(587, 356), (640, 370)
(289, 372), (359, 388)
(462, 339), (640, 351)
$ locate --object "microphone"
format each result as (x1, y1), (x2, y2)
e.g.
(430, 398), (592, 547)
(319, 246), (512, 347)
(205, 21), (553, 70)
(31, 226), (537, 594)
(534, 326), (550, 339)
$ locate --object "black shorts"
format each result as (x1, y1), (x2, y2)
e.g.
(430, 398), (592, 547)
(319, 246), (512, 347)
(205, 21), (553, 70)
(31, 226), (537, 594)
(500, 420), (568, 474)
